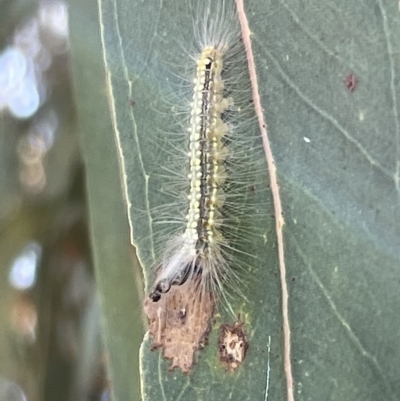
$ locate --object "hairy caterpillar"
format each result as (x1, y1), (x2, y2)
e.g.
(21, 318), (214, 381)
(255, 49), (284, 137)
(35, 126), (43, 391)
(141, 0), (269, 372)
(148, 45), (231, 303)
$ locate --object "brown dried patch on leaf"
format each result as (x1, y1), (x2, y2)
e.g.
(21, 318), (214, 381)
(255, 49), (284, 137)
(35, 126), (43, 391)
(218, 320), (249, 371)
(143, 276), (215, 373)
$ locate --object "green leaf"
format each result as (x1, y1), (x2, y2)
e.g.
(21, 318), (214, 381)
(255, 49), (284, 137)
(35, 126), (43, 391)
(69, 2), (144, 401)
(96, 0), (282, 399)
(72, 0), (400, 400)
(250, 0), (400, 399)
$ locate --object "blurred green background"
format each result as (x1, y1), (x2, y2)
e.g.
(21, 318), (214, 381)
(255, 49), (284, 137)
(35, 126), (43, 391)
(0, 1), (143, 401)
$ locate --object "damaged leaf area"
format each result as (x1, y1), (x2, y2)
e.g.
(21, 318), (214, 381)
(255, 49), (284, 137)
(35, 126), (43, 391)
(218, 321), (249, 371)
(143, 276), (215, 373)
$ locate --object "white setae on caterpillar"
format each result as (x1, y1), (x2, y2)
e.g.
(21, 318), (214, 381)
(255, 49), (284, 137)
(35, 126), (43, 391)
(143, 0), (267, 372)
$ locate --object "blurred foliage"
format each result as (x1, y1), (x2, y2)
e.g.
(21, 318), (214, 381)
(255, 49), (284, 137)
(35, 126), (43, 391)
(0, 1), (140, 401)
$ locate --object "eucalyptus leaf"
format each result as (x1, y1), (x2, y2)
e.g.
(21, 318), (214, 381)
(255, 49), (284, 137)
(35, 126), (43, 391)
(97, 0), (281, 399)
(69, 1), (144, 401)
(251, 0), (400, 400)
(74, 0), (400, 400)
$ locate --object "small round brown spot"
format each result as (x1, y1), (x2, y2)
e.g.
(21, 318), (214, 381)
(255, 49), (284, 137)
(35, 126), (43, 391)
(218, 320), (249, 372)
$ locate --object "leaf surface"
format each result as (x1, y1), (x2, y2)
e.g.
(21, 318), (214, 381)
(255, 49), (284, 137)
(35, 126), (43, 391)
(69, 1), (144, 400)
(88, 0), (400, 400)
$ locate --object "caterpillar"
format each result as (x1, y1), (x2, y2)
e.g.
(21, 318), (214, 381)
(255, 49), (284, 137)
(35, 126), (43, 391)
(141, 0), (268, 372)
